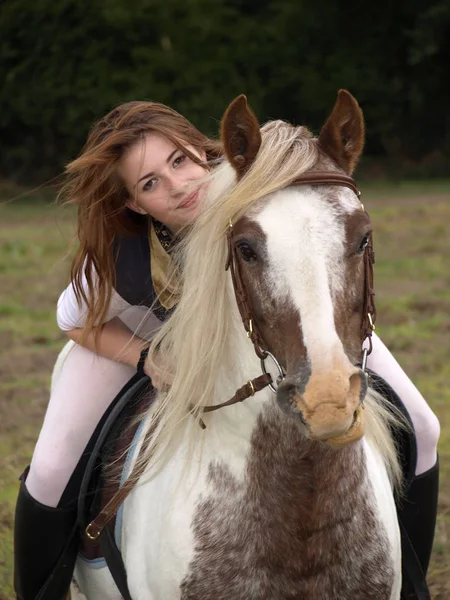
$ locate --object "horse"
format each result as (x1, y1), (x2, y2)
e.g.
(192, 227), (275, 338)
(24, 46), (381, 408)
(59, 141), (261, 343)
(72, 90), (404, 599)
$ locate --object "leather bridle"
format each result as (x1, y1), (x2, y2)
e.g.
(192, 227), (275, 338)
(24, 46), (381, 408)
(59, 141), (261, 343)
(200, 171), (377, 418)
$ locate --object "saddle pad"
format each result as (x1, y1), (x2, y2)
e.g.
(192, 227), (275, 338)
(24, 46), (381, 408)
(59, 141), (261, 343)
(78, 375), (155, 564)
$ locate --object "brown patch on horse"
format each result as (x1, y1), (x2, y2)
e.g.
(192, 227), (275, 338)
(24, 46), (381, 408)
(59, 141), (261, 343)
(71, 577), (83, 595)
(181, 405), (393, 599)
(231, 215), (308, 374)
(334, 208), (373, 363)
(318, 90), (365, 175)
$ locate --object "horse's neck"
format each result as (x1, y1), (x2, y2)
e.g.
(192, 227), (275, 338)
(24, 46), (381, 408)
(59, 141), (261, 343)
(246, 404), (369, 530)
(184, 403), (395, 598)
(234, 405), (397, 594)
(205, 367), (370, 525)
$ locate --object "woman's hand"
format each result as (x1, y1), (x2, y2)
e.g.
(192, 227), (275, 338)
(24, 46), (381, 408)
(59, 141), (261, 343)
(144, 353), (174, 391)
(66, 318), (150, 369)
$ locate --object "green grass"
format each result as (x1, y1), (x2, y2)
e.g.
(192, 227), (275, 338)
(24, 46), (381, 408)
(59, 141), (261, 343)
(360, 178), (450, 197)
(0, 181), (449, 598)
(0, 191), (75, 598)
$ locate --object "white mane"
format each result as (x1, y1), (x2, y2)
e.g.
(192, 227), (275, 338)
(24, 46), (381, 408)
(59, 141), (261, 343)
(139, 120), (403, 490)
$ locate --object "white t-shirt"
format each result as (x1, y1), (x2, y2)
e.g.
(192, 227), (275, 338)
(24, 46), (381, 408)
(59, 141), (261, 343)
(56, 269), (162, 340)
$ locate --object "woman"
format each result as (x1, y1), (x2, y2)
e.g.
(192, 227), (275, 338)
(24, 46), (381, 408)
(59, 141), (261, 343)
(14, 101), (440, 600)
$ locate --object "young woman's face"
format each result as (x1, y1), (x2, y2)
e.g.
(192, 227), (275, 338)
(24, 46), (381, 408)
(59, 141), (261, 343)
(118, 132), (208, 233)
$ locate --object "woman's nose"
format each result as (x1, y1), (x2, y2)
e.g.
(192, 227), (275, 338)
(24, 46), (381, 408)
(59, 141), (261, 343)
(167, 173), (186, 197)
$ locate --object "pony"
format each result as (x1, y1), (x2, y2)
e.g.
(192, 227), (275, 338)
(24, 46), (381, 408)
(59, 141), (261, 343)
(72, 91), (403, 599)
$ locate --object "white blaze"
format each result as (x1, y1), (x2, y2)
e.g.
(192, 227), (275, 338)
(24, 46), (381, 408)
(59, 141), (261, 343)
(256, 186), (360, 368)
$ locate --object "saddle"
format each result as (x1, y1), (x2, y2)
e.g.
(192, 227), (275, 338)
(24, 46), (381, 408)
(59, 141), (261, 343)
(75, 370), (428, 600)
(75, 373), (153, 600)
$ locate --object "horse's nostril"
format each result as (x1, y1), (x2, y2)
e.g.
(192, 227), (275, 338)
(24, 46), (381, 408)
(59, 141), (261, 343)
(276, 381), (298, 415)
(277, 380), (296, 395)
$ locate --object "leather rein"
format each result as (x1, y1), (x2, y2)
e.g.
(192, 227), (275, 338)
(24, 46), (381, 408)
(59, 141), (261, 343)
(85, 170), (376, 542)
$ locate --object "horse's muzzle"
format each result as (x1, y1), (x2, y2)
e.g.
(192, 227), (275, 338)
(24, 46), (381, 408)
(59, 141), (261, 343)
(276, 367), (367, 446)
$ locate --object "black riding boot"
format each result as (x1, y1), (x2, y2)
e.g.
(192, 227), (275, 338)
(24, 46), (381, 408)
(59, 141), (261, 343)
(400, 458), (440, 574)
(13, 373), (151, 600)
(398, 458), (439, 600)
(13, 473), (78, 600)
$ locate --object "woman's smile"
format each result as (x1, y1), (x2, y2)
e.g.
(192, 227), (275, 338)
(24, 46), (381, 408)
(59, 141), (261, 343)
(177, 188), (200, 210)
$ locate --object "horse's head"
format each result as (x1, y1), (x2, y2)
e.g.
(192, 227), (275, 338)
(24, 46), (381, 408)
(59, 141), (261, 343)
(222, 91), (372, 446)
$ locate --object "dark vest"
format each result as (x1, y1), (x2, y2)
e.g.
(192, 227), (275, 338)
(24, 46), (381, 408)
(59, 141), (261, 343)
(112, 213), (170, 322)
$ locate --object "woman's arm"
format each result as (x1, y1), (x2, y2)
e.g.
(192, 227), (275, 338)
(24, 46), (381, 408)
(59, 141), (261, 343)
(56, 277), (148, 368)
(65, 317), (148, 368)
(56, 274), (130, 332)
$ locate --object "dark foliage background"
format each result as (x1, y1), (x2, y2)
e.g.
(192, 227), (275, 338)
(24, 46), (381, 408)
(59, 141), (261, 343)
(1, 0), (449, 182)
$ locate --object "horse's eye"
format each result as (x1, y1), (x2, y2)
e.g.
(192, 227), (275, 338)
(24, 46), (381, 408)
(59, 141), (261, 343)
(237, 242), (257, 263)
(357, 234), (370, 254)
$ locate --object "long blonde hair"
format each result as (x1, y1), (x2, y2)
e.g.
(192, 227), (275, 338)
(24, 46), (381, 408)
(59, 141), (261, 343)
(138, 119), (404, 489)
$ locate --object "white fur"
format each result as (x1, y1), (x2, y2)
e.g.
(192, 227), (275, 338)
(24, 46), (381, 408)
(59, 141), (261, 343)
(257, 187), (349, 367)
(72, 560), (120, 600)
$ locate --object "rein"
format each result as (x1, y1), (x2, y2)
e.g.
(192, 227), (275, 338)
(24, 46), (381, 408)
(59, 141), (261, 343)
(85, 170), (376, 542)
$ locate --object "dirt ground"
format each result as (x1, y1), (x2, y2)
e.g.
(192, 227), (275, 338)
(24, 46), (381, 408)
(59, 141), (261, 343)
(0, 183), (449, 598)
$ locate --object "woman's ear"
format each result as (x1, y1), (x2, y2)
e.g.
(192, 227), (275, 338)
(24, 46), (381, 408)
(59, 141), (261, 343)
(126, 198), (147, 215)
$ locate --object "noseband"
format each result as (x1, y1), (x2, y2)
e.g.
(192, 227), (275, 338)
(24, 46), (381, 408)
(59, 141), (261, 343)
(200, 171), (376, 420)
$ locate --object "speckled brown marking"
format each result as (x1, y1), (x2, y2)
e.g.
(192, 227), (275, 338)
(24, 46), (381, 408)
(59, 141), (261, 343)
(335, 207), (373, 363)
(232, 216), (308, 375)
(180, 405), (393, 599)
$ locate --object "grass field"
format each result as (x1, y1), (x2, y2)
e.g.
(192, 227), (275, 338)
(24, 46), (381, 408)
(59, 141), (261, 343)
(0, 180), (449, 599)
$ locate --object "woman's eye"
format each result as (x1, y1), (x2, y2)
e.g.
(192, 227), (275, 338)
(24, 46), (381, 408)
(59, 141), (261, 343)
(357, 234), (370, 254)
(237, 242), (257, 263)
(143, 178), (158, 192)
(173, 155), (186, 167)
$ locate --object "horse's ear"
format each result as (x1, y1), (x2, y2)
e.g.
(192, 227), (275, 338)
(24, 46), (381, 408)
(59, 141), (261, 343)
(221, 95), (262, 179)
(318, 90), (365, 175)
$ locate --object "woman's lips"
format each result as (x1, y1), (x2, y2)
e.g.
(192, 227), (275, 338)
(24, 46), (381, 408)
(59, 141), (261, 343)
(177, 189), (199, 210)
